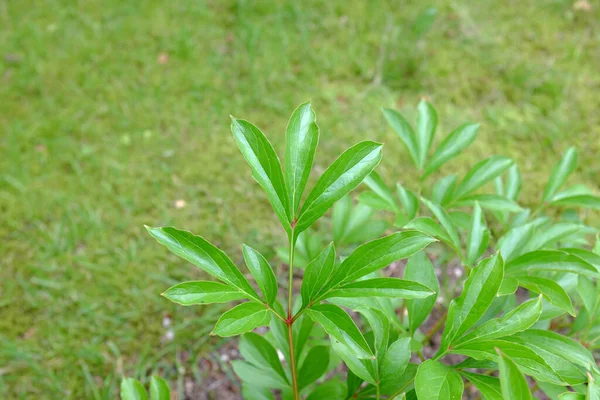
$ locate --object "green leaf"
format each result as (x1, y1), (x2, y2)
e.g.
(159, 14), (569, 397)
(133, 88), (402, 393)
(455, 296), (542, 346)
(308, 304), (374, 359)
(121, 378), (148, 400)
(397, 183), (419, 219)
(162, 281), (247, 306)
(360, 309), (390, 360)
(301, 243), (336, 306)
(578, 276), (598, 322)
(382, 108), (419, 167)
(454, 156), (514, 200)
(293, 314), (314, 357)
(364, 171), (399, 212)
(431, 174), (458, 206)
(543, 147), (577, 202)
(326, 278), (434, 299)
(146, 227), (258, 300)
(242, 245), (278, 305)
(588, 372), (600, 400)
(232, 360), (288, 389)
(423, 122), (479, 178)
(506, 164), (522, 201)
(405, 216), (452, 244)
(285, 101), (319, 216)
(421, 197), (461, 252)
(466, 201), (486, 266)
(551, 195), (600, 209)
(381, 337), (411, 381)
(558, 392), (586, 400)
(149, 376), (170, 400)
(298, 345), (330, 389)
(453, 194), (522, 213)
(231, 118), (291, 233)
(460, 372), (502, 400)
(498, 223), (535, 262)
(239, 332), (288, 384)
(330, 231), (436, 286)
(440, 252), (504, 352)
(517, 276), (575, 316)
(416, 100), (438, 169)
(212, 302), (270, 337)
(405, 251), (439, 335)
(330, 338), (376, 384)
(505, 250), (599, 278)
(296, 141), (383, 233)
(497, 350), (532, 400)
(415, 360), (464, 400)
(242, 385), (275, 400)
(306, 379), (346, 400)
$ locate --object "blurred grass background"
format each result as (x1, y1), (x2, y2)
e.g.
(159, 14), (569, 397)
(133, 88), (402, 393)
(1, 0), (599, 398)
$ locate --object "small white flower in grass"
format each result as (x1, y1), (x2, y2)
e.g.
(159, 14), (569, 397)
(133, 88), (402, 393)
(174, 199), (187, 209)
(165, 330), (174, 341)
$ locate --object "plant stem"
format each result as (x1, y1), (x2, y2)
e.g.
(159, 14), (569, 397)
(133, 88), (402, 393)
(287, 229), (300, 400)
(423, 309), (447, 345)
(376, 382), (381, 400)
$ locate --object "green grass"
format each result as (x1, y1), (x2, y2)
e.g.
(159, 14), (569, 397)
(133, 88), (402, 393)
(1, 0), (599, 398)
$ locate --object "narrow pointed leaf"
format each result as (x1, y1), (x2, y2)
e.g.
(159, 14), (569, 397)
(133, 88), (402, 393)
(242, 245), (278, 305)
(306, 379), (346, 400)
(405, 216), (452, 244)
(440, 253), (504, 352)
(231, 118), (291, 233)
(517, 276), (575, 316)
(162, 281), (247, 305)
(453, 194), (522, 212)
(454, 156), (514, 200)
(506, 250), (599, 278)
(307, 304), (373, 359)
(543, 147), (577, 202)
(121, 378), (148, 400)
(239, 332), (288, 383)
(301, 243), (336, 306)
(296, 141), (383, 233)
(506, 164), (522, 200)
(298, 346), (330, 389)
(150, 377), (170, 400)
(360, 309), (390, 360)
(327, 278), (434, 299)
(285, 101), (319, 215)
(466, 201), (486, 266)
(331, 339), (376, 384)
(397, 183), (419, 219)
(415, 360), (464, 400)
(416, 100), (438, 169)
(405, 251), (438, 334)
(232, 360), (288, 389)
(146, 227), (259, 300)
(382, 108), (419, 167)
(431, 174), (457, 206)
(460, 372), (502, 400)
(423, 122), (479, 178)
(364, 171), (399, 212)
(551, 194), (600, 209)
(497, 350), (533, 400)
(212, 302), (270, 337)
(421, 197), (461, 252)
(381, 337), (411, 381)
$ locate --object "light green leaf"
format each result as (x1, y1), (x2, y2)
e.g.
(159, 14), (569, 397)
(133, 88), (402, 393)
(524, 223), (583, 253)
(146, 227), (259, 300)
(298, 345), (329, 389)
(497, 350), (532, 400)
(397, 183), (419, 219)
(431, 174), (457, 206)
(285, 101), (319, 216)
(301, 243), (336, 306)
(405, 251), (439, 335)
(558, 392), (586, 400)
(454, 156), (514, 200)
(360, 309), (390, 360)
(326, 278), (434, 299)
(405, 216), (452, 244)
(578, 276), (598, 322)
(460, 372), (502, 400)
(517, 276), (575, 316)
(423, 122), (479, 178)
(232, 361), (288, 389)
(308, 304), (373, 359)
(381, 337), (411, 381)
(239, 332), (288, 383)
(364, 171), (399, 212)
(498, 223), (535, 262)
(293, 314), (314, 358)
(212, 302), (270, 337)
(330, 231), (436, 286)
(543, 147), (577, 202)
(231, 118), (291, 233)
(416, 100), (438, 169)
(455, 297), (542, 346)
(242, 245), (278, 305)
(149, 376), (170, 400)
(589, 372), (600, 400)
(162, 281), (247, 306)
(440, 253), (504, 352)
(505, 250), (599, 278)
(296, 141), (383, 233)
(382, 108), (419, 167)
(551, 195), (600, 210)
(330, 338), (376, 384)
(415, 360), (464, 400)
(306, 379), (346, 400)
(121, 378), (148, 400)
(421, 197), (461, 252)
(466, 201), (486, 266)
(242, 385), (275, 400)
(453, 194), (522, 212)
(506, 164), (522, 201)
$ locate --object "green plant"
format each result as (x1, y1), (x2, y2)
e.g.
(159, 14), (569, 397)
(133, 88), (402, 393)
(121, 376), (170, 400)
(138, 101), (600, 399)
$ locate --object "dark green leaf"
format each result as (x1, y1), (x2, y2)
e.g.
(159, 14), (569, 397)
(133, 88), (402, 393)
(293, 314), (314, 358)
(460, 372), (502, 400)
(454, 156), (514, 200)
(306, 379), (346, 400)
(308, 304), (373, 359)
(423, 123), (479, 178)
(162, 281), (247, 306)
(405, 251), (439, 335)
(296, 141), (383, 233)
(231, 118), (291, 233)
(301, 243), (336, 306)
(397, 183), (419, 219)
(239, 332), (288, 383)
(212, 302), (270, 337)
(517, 276), (575, 316)
(360, 309), (390, 360)
(242, 245), (278, 305)
(146, 227), (258, 300)
(150, 376), (170, 400)
(381, 337), (411, 381)
(121, 378), (148, 400)
(327, 278), (434, 299)
(505, 250), (599, 278)
(415, 360), (464, 400)
(497, 350), (532, 400)
(382, 108), (419, 167)
(440, 252), (504, 352)
(298, 345), (330, 389)
(543, 147), (577, 202)
(416, 100), (438, 169)
(285, 101), (319, 216)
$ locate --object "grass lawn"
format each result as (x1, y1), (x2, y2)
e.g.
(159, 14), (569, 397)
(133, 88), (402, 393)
(1, 0), (599, 398)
